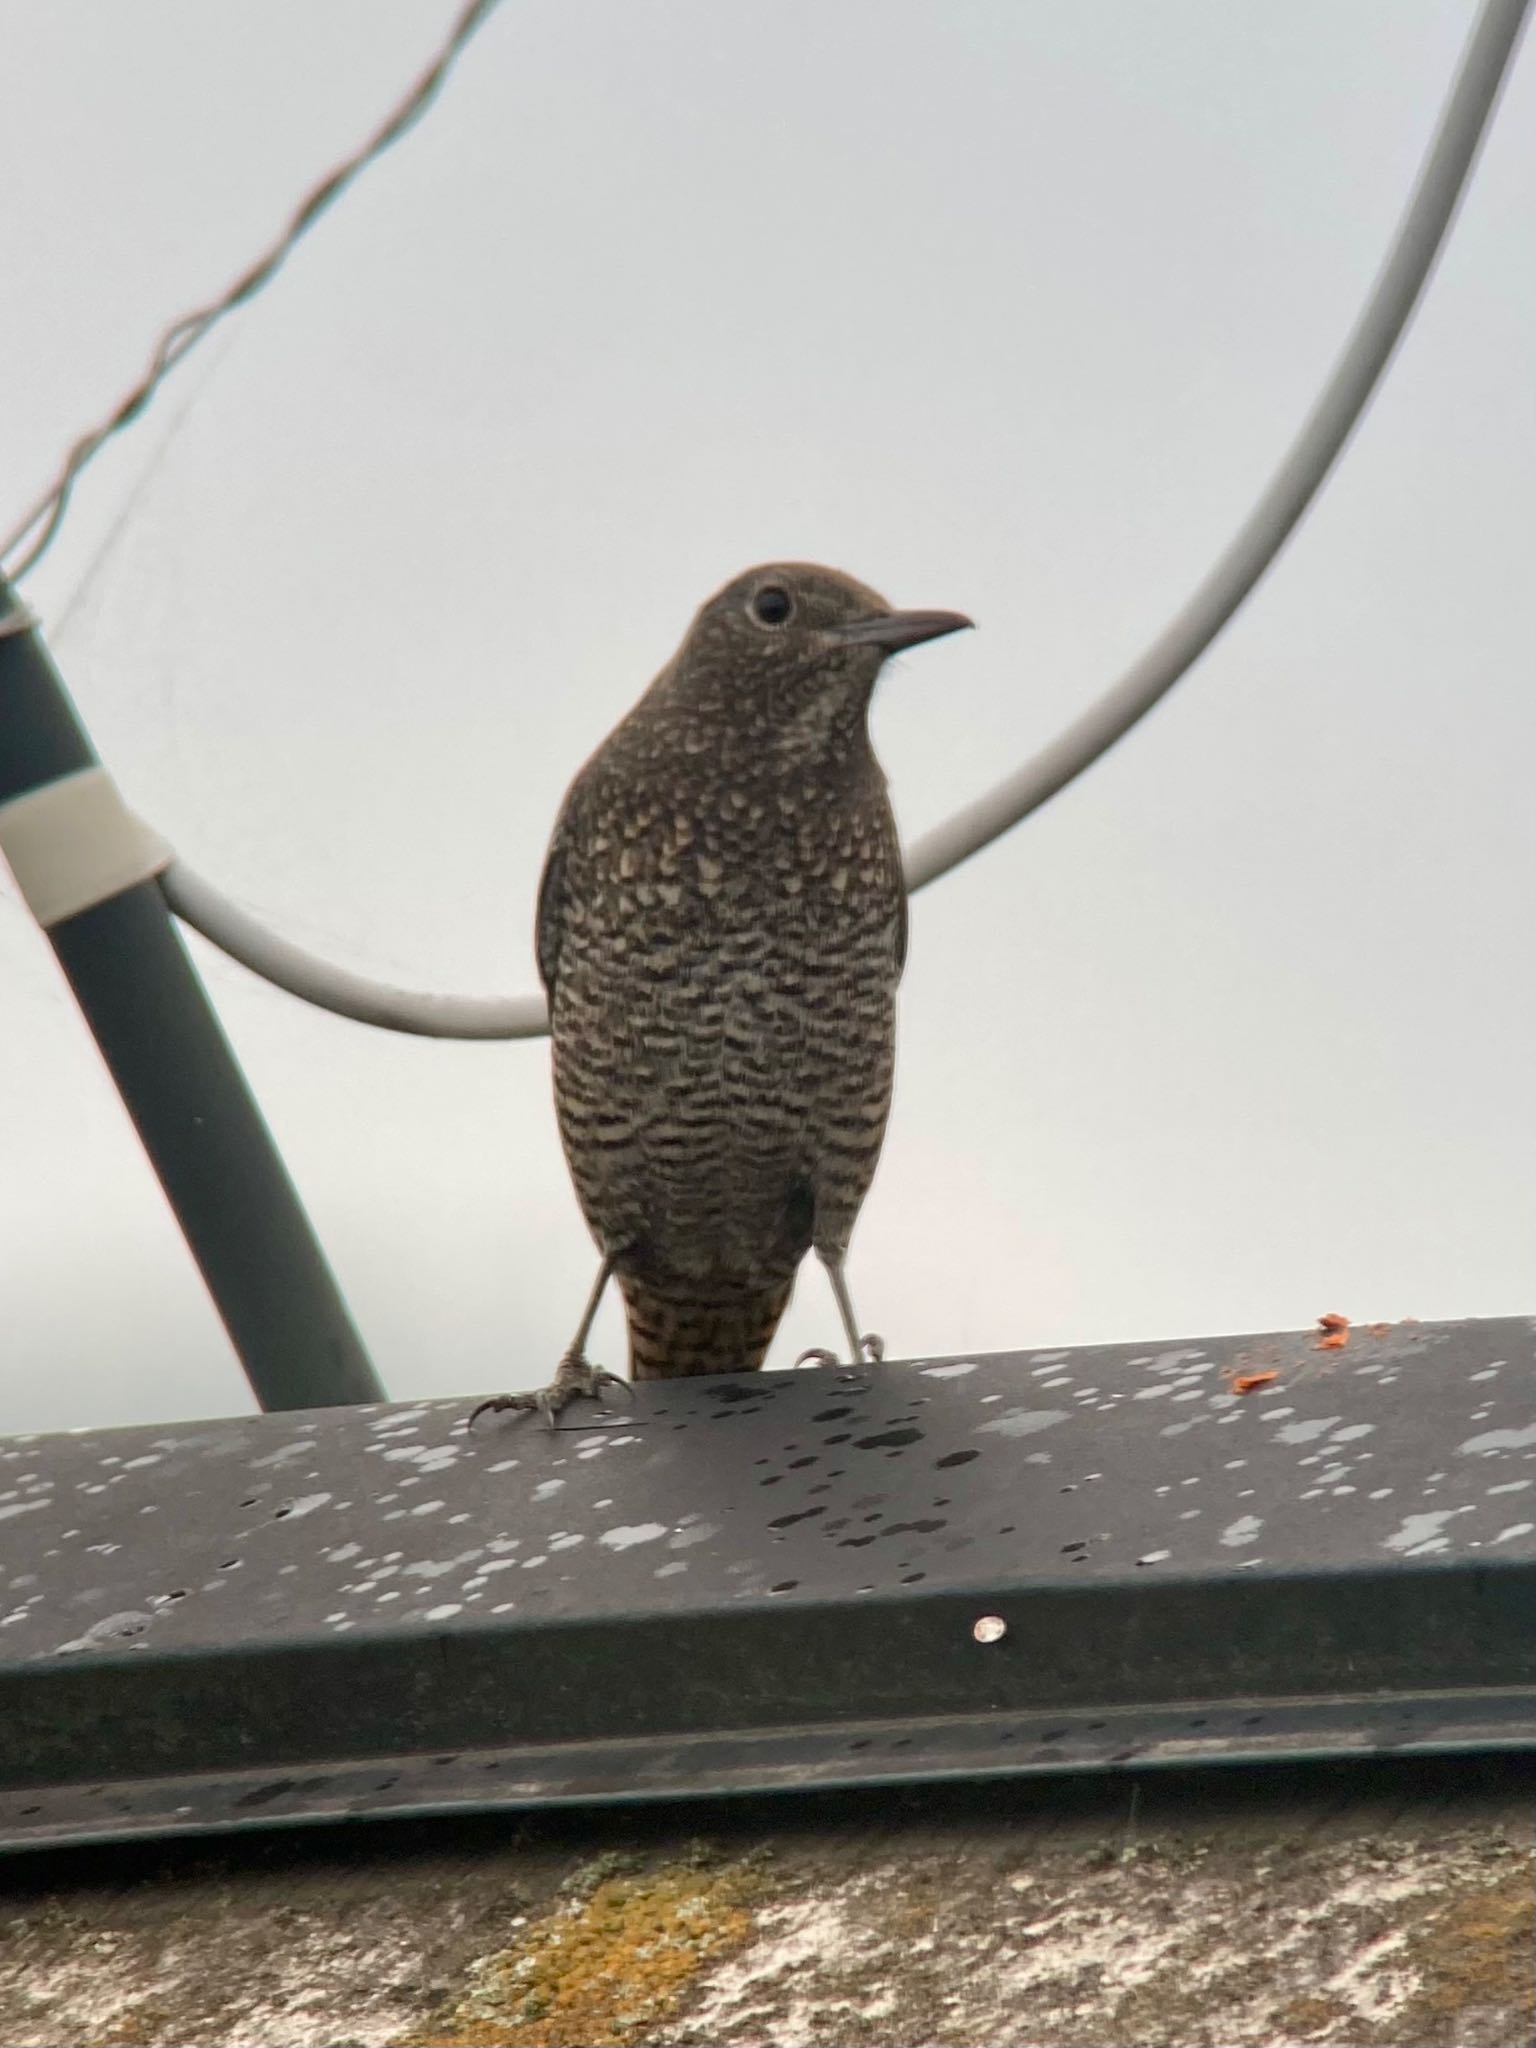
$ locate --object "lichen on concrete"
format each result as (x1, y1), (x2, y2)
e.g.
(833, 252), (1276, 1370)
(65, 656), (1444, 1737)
(403, 1846), (767, 2047)
(667, 1825), (1533, 2047)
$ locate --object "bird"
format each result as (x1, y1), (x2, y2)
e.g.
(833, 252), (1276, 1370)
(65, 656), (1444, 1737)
(471, 563), (971, 1426)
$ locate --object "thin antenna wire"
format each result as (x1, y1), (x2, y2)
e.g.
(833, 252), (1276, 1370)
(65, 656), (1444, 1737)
(0, 0), (500, 584)
(51, 332), (237, 652)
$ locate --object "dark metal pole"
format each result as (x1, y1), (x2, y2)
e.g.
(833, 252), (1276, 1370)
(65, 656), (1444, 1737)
(0, 580), (383, 1410)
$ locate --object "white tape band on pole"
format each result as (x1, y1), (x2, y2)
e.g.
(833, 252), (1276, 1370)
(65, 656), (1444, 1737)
(0, 767), (173, 928)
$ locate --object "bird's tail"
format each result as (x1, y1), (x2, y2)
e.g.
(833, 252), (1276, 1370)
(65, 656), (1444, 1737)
(619, 1275), (793, 1380)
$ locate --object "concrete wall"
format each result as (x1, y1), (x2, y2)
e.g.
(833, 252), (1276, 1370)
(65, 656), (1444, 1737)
(0, 1756), (1530, 2046)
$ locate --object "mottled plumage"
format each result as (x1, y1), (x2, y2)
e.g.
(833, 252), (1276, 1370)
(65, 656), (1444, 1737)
(473, 563), (970, 1425)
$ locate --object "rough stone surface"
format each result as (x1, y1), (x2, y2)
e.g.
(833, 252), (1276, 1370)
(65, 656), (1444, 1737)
(0, 1757), (1529, 2046)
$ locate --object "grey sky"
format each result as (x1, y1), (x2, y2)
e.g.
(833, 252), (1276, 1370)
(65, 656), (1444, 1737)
(2, 1), (1532, 1433)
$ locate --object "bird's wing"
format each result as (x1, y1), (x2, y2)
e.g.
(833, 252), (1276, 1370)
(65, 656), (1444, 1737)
(535, 785), (580, 997)
(880, 802), (908, 977)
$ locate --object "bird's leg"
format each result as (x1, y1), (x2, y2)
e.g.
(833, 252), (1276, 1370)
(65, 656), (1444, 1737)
(795, 1250), (886, 1370)
(468, 1256), (630, 1430)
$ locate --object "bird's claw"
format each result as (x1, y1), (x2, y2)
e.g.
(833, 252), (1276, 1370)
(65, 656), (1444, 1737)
(794, 1331), (885, 1371)
(468, 1352), (630, 1432)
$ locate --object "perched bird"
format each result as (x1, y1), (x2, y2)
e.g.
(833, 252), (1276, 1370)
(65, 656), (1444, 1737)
(473, 563), (971, 1425)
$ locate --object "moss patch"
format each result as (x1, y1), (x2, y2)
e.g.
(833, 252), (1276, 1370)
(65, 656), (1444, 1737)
(402, 1853), (767, 2047)
(1384, 1859), (1534, 2046)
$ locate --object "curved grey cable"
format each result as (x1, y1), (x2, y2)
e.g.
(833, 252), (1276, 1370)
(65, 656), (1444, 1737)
(160, 0), (1528, 1037)
(905, 0), (1529, 890)
(166, 859), (550, 1038)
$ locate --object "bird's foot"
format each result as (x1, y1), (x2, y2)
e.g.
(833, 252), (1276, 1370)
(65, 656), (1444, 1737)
(468, 1352), (630, 1432)
(794, 1331), (885, 1370)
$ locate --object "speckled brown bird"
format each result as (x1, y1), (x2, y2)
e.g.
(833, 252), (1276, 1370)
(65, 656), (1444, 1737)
(473, 563), (971, 1425)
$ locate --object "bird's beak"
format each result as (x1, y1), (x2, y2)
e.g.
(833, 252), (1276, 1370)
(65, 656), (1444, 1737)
(829, 609), (974, 654)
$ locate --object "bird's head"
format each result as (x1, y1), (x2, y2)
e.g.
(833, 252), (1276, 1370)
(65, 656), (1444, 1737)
(659, 562), (972, 758)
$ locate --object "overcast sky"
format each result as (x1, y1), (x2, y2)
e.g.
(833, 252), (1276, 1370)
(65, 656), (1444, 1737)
(2, 1), (1533, 1434)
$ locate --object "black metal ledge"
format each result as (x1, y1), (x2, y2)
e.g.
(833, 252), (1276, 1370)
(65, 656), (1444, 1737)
(1, 1316), (1532, 1851)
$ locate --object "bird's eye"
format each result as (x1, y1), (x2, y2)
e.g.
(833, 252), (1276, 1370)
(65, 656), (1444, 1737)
(750, 585), (794, 628)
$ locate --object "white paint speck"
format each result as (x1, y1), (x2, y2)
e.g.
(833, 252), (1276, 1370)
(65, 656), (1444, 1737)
(1383, 1510), (1468, 1554)
(372, 1408), (430, 1433)
(54, 1610), (154, 1654)
(250, 1439), (318, 1468)
(976, 1409), (1069, 1440)
(599, 1522), (669, 1550)
(1460, 1424), (1536, 1454)
(1221, 1515), (1264, 1548)
(378, 1444), (460, 1472)
(279, 1493), (332, 1521)
(423, 1604), (463, 1621)
(1491, 1523), (1534, 1545)
(1275, 1417), (1342, 1445)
